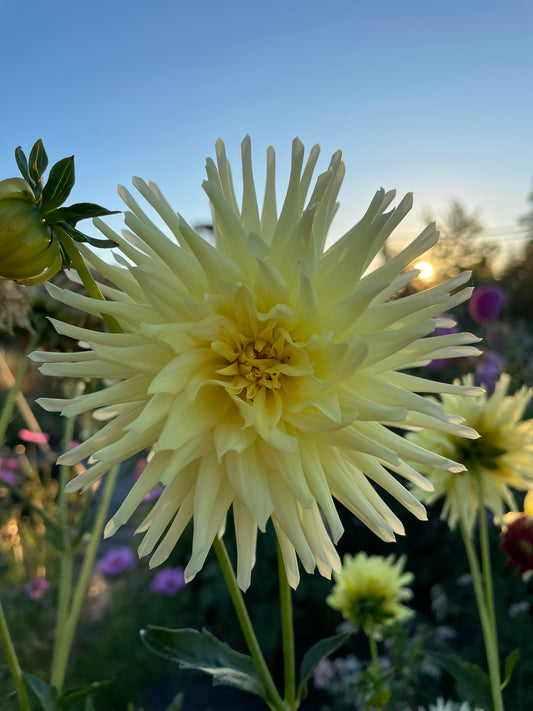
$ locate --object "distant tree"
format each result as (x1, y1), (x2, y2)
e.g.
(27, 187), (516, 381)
(518, 177), (533, 240)
(420, 199), (498, 283)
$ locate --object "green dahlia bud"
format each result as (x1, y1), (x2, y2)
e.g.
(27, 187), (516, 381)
(1, 140), (119, 285)
(0, 178), (62, 284)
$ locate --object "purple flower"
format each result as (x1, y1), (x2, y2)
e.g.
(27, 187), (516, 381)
(426, 315), (460, 372)
(469, 285), (505, 324)
(25, 576), (50, 600)
(475, 352), (503, 391)
(98, 547), (136, 576)
(0, 470), (17, 485)
(150, 567), (185, 596)
(144, 485), (163, 502)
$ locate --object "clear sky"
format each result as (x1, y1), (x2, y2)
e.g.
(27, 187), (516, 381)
(2, 0), (532, 251)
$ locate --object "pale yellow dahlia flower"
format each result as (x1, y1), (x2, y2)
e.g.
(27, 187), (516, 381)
(34, 138), (480, 589)
(407, 373), (533, 532)
(326, 552), (413, 637)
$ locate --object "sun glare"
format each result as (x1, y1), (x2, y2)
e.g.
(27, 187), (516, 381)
(414, 261), (434, 279)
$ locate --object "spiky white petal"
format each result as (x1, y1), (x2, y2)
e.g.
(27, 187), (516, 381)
(38, 138), (480, 589)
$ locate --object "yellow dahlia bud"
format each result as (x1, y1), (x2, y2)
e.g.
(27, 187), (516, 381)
(0, 178), (62, 285)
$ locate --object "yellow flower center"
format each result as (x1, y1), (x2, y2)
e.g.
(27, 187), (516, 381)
(215, 324), (298, 401)
(237, 339), (282, 399)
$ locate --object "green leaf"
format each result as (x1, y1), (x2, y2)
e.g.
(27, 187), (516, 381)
(432, 652), (492, 709)
(22, 672), (57, 711)
(41, 156), (75, 212)
(163, 693), (184, 711)
(28, 139), (49, 185)
(141, 626), (267, 702)
(58, 679), (111, 709)
(44, 202), (120, 226)
(501, 648), (519, 690)
(84, 698), (95, 711)
(297, 631), (351, 702)
(15, 146), (34, 188)
(56, 224), (117, 249)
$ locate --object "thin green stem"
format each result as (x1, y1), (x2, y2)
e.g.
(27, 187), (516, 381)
(368, 633), (380, 672)
(277, 544), (296, 708)
(0, 600), (30, 711)
(57, 228), (122, 334)
(0, 331), (41, 446)
(213, 537), (288, 711)
(51, 465), (119, 692)
(477, 470), (498, 645)
(50, 409), (78, 687)
(459, 518), (504, 711)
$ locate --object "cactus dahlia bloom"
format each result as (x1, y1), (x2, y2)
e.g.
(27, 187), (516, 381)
(408, 373), (533, 532)
(326, 552), (413, 637)
(34, 138), (480, 590)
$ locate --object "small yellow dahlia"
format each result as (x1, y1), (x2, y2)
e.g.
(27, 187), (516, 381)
(34, 138), (481, 589)
(407, 373), (533, 532)
(326, 552), (413, 637)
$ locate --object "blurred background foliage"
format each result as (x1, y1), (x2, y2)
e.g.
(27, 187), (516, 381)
(2, 183), (533, 710)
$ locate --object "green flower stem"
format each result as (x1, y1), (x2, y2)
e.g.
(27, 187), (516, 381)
(50, 408), (78, 688)
(0, 331), (41, 446)
(213, 537), (288, 711)
(277, 543), (296, 708)
(459, 518), (504, 711)
(57, 228), (122, 334)
(476, 471), (498, 645)
(0, 600), (30, 711)
(368, 633), (379, 671)
(51, 465), (119, 692)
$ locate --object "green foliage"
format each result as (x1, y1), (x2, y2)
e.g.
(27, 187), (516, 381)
(297, 632), (351, 703)
(12, 139), (119, 261)
(431, 653), (492, 709)
(141, 626), (267, 702)
(22, 672), (111, 711)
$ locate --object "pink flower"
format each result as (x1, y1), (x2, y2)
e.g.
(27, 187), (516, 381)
(0, 457), (18, 469)
(150, 567), (185, 596)
(18, 429), (50, 444)
(25, 576), (50, 600)
(133, 458), (148, 481)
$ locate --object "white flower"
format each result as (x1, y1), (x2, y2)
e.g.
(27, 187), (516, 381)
(35, 138), (480, 589)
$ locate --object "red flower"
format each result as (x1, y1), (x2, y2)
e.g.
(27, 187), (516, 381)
(500, 514), (533, 576)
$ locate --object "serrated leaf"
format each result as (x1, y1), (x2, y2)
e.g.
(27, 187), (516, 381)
(15, 146), (34, 188)
(28, 139), (48, 185)
(141, 626), (267, 702)
(22, 672), (57, 711)
(297, 631), (351, 702)
(44, 202), (120, 226)
(501, 648), (519, 690)
(41, 156), (75, 212)
(432, 652), (492, 709)
(58, 679), (111, 709)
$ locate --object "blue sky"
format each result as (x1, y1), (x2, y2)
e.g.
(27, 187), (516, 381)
(2, 0), (532, 249)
